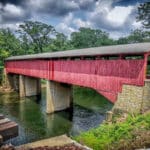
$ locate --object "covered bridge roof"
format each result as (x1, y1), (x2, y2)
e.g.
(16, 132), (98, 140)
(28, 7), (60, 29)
(6, 42), (150, 61)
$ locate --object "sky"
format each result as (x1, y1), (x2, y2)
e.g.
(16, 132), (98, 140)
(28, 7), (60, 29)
(0, 0), (149, 39)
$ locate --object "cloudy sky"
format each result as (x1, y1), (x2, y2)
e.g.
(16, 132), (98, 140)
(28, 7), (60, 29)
(0, 0), (149, 39)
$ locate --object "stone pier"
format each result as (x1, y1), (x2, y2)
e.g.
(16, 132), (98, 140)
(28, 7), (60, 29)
(19, 75), (41, 97)
(46, 80), (73, 114)
(113, 80), (150, 114)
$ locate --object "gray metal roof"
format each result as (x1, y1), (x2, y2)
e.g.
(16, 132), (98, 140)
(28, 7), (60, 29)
(6, 42), (150, 61)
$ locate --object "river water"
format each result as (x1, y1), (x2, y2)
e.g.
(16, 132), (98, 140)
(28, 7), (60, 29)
(0, 86), (112, 146)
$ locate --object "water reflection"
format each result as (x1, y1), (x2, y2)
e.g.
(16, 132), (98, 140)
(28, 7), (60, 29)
(0, 88), (113, 146)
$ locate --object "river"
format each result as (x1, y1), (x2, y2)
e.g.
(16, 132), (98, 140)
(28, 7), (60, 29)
(0, 86), (113, 146)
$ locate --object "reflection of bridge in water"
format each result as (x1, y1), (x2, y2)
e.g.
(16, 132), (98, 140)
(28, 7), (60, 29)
(4, 43), (150, 113)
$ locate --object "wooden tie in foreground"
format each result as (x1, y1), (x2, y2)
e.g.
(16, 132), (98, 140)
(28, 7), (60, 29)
(0, 114), (18, 144)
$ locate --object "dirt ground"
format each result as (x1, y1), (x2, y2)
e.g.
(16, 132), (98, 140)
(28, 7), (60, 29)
(0, 143), (86, 150)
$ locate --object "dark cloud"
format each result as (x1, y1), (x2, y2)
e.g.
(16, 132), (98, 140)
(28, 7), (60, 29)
(76, 0), (97, 11)
(0, 0), (98, 21)
(0, 0), (22, 5)
(28, 0), (98, 17)
(0, 0), (145, 38)
(113, 0), (149, 6)
(28, 0), (79, 16)
(0, 1), (31, 24)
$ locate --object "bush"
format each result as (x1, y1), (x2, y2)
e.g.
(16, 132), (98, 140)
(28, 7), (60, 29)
(75, 113), (150, 150)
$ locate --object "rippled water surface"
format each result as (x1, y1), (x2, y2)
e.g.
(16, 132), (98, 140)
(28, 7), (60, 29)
(0, 87), (112, 146)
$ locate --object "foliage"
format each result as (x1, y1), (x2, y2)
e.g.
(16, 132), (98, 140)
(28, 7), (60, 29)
(137, 2), (150, 29)
(47, 33), (73, 52)
(0, 28), (22, 67)
(128, 29), (150, 43)
(0, 28), (21, 56)
(117, 29), (150, 44)
(71, 27), (116, 49)
(19, 21), (56, 53)
(75, 113), (150, 150)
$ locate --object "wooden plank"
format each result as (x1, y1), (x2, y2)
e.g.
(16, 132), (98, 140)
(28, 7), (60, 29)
(0, 114), (4, 119)
(0, 122), (18, 131)
(0, 114), (18, 141)
(0, 118), (10, 125)
(0, 122), (18, 141)
(0, 135), (3, 145)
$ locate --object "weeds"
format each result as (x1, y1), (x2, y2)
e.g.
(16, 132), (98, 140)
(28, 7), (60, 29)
(75, 113), (150, 150)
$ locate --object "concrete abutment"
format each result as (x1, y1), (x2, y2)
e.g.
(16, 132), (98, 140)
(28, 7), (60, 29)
(46, 80), (73, 114)
(113, 80), (150, 114)
(19, 75), (41, 97)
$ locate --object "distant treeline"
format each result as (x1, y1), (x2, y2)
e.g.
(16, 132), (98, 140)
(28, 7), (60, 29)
(0, 22), (150, 65)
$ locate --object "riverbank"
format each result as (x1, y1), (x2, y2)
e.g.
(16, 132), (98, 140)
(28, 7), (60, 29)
(0, 135), (91, 150)
(75, 112), (150, 150)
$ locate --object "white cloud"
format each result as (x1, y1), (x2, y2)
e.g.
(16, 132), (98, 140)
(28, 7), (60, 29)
(0, 3), (30, 23)
(109, 31), (130, 39)
(73, 18), (92, 28)
(107, 6), (133, 27)
(64, 13), (74, 25)
(56, 22), (76, 35)
(0, 22), (21, 30)
(89, 0), (135, 30)
(56, 13), (76, 35)
(4, 4), (23, 16)
(132, 20), (142, 28)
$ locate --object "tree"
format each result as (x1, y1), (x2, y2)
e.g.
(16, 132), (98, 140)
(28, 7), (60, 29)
(0, 28), (21, 56)
(117, 29), (150, 44)
(137, 2), (150, 29)
(19, 21), (56, 53)
(70, 27), (115, 49)
(49, 33), (74, 51)
(128, 29), (150, 43)
(117, 37), (129, 44)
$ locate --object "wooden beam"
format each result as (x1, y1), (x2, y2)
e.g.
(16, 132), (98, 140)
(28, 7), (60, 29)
(0, 118), (11, 125)
(0, 115), (18, 141)
(0, 114), (4, 119)
(0, 135), (3, 145)
(0, 122), (18, 141)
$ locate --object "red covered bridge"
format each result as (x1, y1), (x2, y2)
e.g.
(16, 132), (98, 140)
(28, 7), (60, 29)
(4, 43), (150, 113)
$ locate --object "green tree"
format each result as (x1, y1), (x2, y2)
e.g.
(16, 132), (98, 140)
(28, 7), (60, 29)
(19, 21), (56, 53)
(117, 29), (150, 44)
(0, 28), (21, 81)
(137, 2), (150, 29)
(128, 29), (150, 43)
(0, 28), (21, 56)
(49, 33), (73, 51)
(71, 27), (115, 49)
(117, 37), (129, 44)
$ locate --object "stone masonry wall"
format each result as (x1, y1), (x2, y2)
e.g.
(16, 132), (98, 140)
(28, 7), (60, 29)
(113, 80), (150, 114)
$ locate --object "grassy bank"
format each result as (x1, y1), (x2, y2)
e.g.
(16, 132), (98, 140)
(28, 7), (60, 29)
(75, 113), (150, 150)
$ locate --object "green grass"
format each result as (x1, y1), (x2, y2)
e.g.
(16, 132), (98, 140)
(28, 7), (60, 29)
(75, 113), (150, 150)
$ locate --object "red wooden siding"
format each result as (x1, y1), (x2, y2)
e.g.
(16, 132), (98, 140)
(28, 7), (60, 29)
(5, 59), (146, 103)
